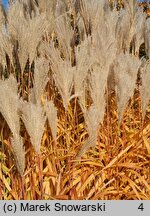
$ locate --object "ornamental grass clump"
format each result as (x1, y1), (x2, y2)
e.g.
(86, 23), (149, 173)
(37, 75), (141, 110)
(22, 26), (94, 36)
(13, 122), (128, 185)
(0, 0), (150, 200)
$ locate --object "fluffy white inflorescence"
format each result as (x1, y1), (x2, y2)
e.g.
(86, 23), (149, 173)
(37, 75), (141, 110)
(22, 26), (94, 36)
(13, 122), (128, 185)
(29, 56), (49, 104)
(0, 75), (25, 175)
(140, 61), (150, 119)
(21, 101), (46, 154)
(114, 53), (141, 124)
(45, 100), (58, 142)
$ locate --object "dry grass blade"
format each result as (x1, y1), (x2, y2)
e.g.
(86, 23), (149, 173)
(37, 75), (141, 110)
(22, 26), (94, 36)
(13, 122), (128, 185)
(103, 144), (133, 170)
(87, 177), (115, 200)
(76, 134), (97, 160)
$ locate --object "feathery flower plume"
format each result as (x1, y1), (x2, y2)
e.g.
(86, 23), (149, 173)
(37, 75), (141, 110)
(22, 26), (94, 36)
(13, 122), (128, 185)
(44, 42), (74, 110)
(73, 38), (91, 97)
(114, 53), (141, 124)
(8, 1), (49, 71)
(0, 75), (25, 175)
(144, 18), (150, 59)
(10, 135), (25, 176)
(77, 64), (107, 159)
(21, 101), (46, 154)
(45, 100), (57, 142)
(29, 57), (49, 104)
(140, 60), (150, 119)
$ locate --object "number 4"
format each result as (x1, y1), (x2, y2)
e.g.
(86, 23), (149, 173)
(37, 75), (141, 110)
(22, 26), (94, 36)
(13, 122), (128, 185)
(138, 203), (144, 211)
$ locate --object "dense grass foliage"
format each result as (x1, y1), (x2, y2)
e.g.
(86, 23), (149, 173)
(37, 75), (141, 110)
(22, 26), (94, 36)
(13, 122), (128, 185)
(0, 0), (150, 200)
